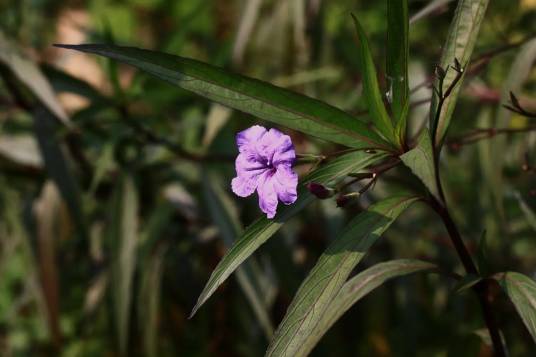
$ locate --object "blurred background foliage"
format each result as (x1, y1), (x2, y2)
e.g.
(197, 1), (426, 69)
(1, 0), (536, 356)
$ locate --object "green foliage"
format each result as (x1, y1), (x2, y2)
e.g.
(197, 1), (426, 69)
(301, 259), (438, 355)
(386, 0), (409, 125)
(497, 272), (536, 343)
(1, 0), (536, 356)
(351, 14), (397, 145)
(266, 196), (418, 357)
(55, 44), (391, 150)
(429, 0), (489, 147)
(400, 128), (440, 200)
(191, 150), (388, 318)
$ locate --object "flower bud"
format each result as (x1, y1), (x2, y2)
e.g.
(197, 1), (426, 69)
(336, 193), (359, 207)
(306, 182), (334, 199)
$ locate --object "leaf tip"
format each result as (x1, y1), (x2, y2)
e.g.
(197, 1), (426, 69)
(53, 43), (72, 49)
(188, 303), (202, 319)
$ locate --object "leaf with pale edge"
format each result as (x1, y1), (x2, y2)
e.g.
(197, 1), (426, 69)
(299, 259), (436, 356)
(266, 195), (418, 357)
(497, 272), (536, 343)
(429, 0), (489, 146)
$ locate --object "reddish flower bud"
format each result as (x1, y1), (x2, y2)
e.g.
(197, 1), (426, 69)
(306, 182), (333, 199)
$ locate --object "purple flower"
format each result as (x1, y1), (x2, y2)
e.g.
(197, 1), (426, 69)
(231, 125), (298, 219)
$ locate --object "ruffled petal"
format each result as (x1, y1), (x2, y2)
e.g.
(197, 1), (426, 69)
(272, 134), (295, 166)
(257, 170), (278, 219)
(273, 165), (298, 204)
(231, 176), (257, 197)
(257, 128), (295, 166)
(236, 125), (267, 153)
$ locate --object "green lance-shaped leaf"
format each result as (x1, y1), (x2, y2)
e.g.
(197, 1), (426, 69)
(54, 44), (391, 150)
(386, 0), (409, 126)
(0, 31), (69, 125)
(203, 172), (274, 339)
(429, 0), (489, 147)
(109, 175), (139, 356)
(496, 272), (536, 343)
(351, 14), (396, 145)
(400, 128), (440, 200)
(266, 195), (418, 357)
(298, 259), (437, 356)
(189, 150), (389, 318)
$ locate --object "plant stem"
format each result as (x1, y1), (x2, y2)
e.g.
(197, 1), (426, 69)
(428, 185), (506, 356)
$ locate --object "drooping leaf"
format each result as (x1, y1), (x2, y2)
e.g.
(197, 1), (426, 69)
(266, 195), (418, 357)
(387, 0), (409, 125)
(298, 259), (436, 356)
(497, 272), (536, 343)
(0, 31), (69, 124)
(33, 107), (86, 237)
(54, 43), (391, 150)
(203, 172), (274, 339)
(190, 150), (389, 317)
(109, 175), (139, 356)
(429, 0), (489, 147)
(351, 14), (396, 145)
(400, 128), (440, 200)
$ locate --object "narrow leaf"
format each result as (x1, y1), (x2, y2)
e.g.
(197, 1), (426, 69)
(33, 182), (63, 347)
(299, 259), (436, 355)
(266, 195), (418, 357)
(203, 172), (274, 339)
(33, 107), (86, 237)
(0, 31), (69, 124)
(497, 272), (536, 343)
(429, 0), (489, 146)
(110, 176), (139, 356)
(190, 150), (388, 317)
(351, 14), (396, 144)
(54, 43), (390, 150)
(387, 0), (409, 124)
(400, 128), (440, 200)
